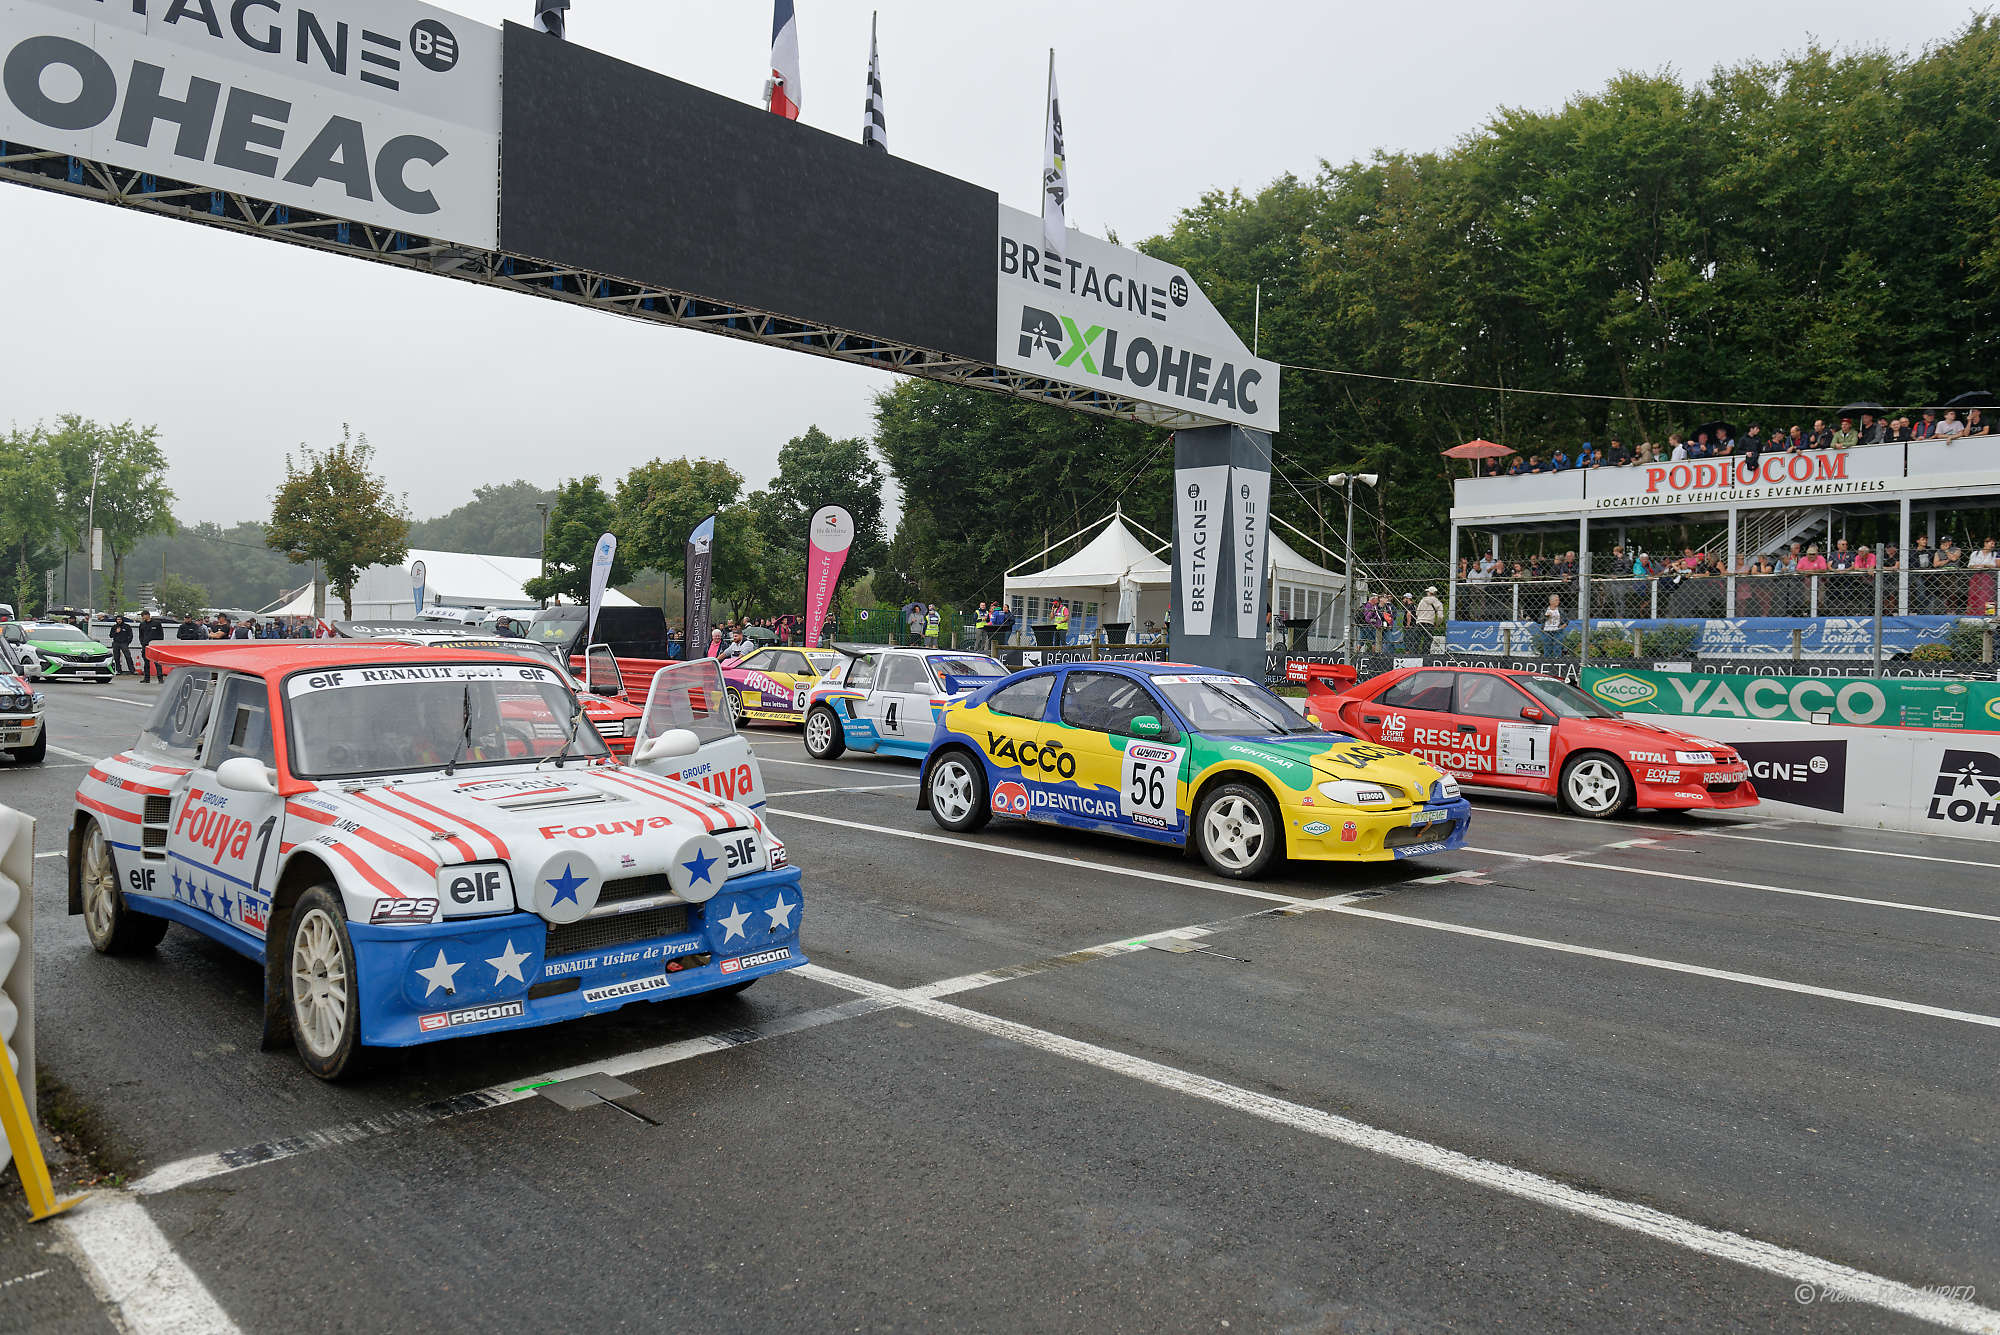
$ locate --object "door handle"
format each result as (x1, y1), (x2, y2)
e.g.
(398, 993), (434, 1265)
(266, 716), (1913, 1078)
(1361, 714), (1382, 724)
(1456, 724), (1478, 736)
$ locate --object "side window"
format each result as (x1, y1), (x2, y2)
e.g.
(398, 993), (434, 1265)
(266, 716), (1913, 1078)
(846, 655), (879, 691)
(988, 674), (1055, 721)
(1060, 671), (1173, 739)
(142, 669), (219, 762)
(880, 655), (929, 694)
(203, 675), (277, 769)
(1455, 673), (1532, 719)
(1379, 670), (1454, 712)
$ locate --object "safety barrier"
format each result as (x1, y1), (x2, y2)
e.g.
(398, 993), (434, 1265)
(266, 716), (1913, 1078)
(0, 805), (80, 1220)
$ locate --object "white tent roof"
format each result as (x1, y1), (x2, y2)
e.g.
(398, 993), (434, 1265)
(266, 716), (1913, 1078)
(1007, 517), (1171, 591)
(305, 549), (639, 618)
(1268, 530), (1344, 587)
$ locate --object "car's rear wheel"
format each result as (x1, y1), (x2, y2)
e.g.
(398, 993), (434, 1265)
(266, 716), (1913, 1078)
(79, 819), (168, 954)
(1559, 753), (1630, 818)
(926, 750), (990, 832)
(803, 705), (846, 760)
(726, 687), (745, 726)
(17, 730), (45, 764)
(287, 885), (366, 1080)
(1193, 782), (1281, 879)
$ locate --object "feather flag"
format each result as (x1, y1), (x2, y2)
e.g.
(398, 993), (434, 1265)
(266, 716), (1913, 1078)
(765, 0), (802, 119)
(862, 12), (887, 151)
(1041, 51), (1068, 259)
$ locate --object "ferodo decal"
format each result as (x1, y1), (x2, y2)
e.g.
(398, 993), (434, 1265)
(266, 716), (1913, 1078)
(985, 730), (1076, 778)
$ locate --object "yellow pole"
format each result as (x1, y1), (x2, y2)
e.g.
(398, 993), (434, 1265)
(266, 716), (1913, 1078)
(0, 1050), (82, 1220)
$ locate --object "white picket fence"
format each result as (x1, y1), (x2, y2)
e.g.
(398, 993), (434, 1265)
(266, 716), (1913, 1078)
(0, 805), (35, 1160)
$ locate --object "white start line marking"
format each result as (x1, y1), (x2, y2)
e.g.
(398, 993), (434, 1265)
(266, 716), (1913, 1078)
(60, 1194), (241, 1335)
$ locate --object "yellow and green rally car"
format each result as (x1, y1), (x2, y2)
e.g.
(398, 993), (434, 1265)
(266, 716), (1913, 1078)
(919, 662), (1472, 879)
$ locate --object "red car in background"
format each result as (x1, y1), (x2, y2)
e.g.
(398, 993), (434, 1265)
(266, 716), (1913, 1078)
(1305, 664), (1757, 818)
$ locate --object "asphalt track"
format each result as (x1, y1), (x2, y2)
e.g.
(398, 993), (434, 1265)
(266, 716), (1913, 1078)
(2, 682), (1997, 1333)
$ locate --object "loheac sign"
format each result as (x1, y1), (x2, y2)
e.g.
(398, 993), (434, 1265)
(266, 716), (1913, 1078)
(0, 0), (499, 247)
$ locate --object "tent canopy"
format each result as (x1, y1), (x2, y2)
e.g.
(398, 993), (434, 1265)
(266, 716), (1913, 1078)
(1268, 530), (1344, 587)
(1006, 517), (1170, 591)
(312, 549), (640, 620)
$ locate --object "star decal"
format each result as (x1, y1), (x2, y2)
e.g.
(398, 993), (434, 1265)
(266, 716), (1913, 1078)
(764, 893), (796, 931)
(545, 862), (588, 907)
(414, 948), (463, 997)
(486, 939), (530, 985)
(681, 847), (718, 887)
(170, 867), (184, 900)
(717, 901), (751, 943)
(199, 883), (215, 912)
(218, 892), (233, 922)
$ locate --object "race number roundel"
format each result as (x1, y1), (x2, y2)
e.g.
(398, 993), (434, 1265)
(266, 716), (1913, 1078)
(1120, 742), (1184, 826)
(532, 851), (601, 924)
(666, 833), (727, 904)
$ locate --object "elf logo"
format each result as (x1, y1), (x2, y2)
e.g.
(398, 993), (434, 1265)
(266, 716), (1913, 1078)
(1014, 305), (1262, 415)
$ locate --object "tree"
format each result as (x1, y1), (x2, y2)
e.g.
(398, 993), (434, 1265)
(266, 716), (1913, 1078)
(750, 425), (889, 603)
(411, 480), (557, 557)
(523, 476), (630, 604)
(265, 427), (412, 618)
(614, 457), (764, 601)
(0, 428), (62, 609)
(153, 572), (209, 620)
(43, 416), (177, 612)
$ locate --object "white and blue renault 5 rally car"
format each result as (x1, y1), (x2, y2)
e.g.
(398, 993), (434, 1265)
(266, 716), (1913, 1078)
(68, 641), (804, 1079)
(801, 646), (1005, 761)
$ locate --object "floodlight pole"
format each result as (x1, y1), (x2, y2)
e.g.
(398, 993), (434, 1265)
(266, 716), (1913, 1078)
(84, 455), (100, 618)
(1330, 472), (1378, 661)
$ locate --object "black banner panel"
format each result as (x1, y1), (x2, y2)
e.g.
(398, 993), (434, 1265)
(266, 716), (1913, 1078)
(500, 24), (996, 362)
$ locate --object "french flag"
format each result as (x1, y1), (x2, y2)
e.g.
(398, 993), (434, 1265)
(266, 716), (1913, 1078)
(765, 0), (802, 120)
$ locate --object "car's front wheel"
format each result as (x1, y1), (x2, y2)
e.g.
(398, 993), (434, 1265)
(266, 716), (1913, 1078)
(78, 819), (168, 954)
(926, 750), (990, 832)
(803, 705), (846, 760)
(16, 730), (45, 765)
(287, 885), (365, 1080)
(1559, 752), (1630, 818)
(1193, 781), (1281, 879)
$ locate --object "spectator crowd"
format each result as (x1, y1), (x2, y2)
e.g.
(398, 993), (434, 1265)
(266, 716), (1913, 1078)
(1501, 408), (1992, 474)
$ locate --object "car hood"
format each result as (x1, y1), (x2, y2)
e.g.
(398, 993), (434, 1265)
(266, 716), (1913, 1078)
(1574, 715), (1739, 757)
(292, 763), (768, 903)
(32, 639), (106, 654)
(1207, 733), (1444, 796)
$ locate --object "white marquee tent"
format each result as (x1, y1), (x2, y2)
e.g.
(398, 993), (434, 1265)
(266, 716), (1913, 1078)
(259, 549), (638, 620)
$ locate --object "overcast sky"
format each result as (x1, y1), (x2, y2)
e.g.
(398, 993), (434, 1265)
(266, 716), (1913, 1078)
(0, 0), (1983, 526)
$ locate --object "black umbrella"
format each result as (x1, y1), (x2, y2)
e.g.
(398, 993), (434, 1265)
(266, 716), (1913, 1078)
(1692, 419), (1739, 443)
(1837, 401), (1887, 419)
(1944, 389), (1998, 409)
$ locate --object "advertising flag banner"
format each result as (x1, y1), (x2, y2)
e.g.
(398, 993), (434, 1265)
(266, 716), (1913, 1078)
(0, 0), (502, 249)
(804, 505), (855, 649)
(1041, 52), (1066, 259)
(1230, 465), (1271, 641)
(410, 560), (427, 613)
(1174, 466), (1229, 637)
(585, 533), (617, 645)
(685, 514), (716, 660)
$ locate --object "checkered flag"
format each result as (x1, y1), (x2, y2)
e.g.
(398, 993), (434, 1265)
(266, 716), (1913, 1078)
(862, 13), (887, 152)
(533, 0), (567, 38)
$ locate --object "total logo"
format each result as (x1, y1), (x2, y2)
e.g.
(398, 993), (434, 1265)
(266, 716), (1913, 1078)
(991, 780), (1031, 816)
(719, 948), (792, 975)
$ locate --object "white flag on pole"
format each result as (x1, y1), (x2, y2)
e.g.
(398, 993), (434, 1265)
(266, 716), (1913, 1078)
(1041, 51), (1067, 260)
(586, 533), (617, 646)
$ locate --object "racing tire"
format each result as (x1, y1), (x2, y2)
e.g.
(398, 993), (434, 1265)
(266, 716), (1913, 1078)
(726, 687), (745, 727)
(16, 730), (45, 765)
(1559, 752), (1631, 819)
(803, 706), (846, 760)
(78, 819), (168, 954)
(286, 885), (367, 1081)
(1193, 781), (1282, 880)
(926, 749), (991, 833)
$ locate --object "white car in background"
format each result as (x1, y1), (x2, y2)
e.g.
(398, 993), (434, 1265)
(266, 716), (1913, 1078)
(0, 639), (46, 764)
(801, 647), (1005, 761)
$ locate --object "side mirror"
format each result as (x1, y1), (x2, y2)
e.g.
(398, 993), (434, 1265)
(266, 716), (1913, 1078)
(215, 756), (280, 795)
(591, 684), (619, 697)
(1129, 715), (1163, 739)
(1520, 705), (1545, 722)
(631, 728), (701, 765)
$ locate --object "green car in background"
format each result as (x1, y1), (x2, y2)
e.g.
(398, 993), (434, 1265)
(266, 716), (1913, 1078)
(2, 621), (114, 683)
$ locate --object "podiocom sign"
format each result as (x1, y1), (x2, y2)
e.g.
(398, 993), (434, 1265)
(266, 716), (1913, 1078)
(1585, 444), (1902, 512)
(0, 0), (499, 247)
(995, 204), (1279, 431)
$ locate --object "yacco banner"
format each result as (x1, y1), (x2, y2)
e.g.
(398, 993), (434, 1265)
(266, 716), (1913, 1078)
(803, 505), (853, 649)
(1444, 616), (1961, 657)
(1585, 443), (1901, 513)
(994, 204), (1279, 432)
(1582, 666), (2000, 732)
(0, 0), (501, 247)
(409, 559), (426, 612)
(684, 514), (715, 661)
(1230, 465), (1270, 642)
(585, 532), (616, 645)
(1173, 465), (1228, 636)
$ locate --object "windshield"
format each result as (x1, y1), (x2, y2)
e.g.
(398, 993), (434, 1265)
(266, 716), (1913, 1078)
(526, 613), (579, 645)
(1518, 675), (1616, 719)
(30, 624), (89, 642)
(284, 663), (607, 778)
(931, 655), (1004, 680)
(1154, 673), (1318, 736)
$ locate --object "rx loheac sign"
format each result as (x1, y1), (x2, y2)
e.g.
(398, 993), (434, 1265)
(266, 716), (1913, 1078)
(0, 0), (499, 247)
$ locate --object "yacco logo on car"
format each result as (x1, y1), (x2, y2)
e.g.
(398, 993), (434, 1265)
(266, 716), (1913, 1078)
(417, 1000), (524, 1033)
(1302, 821), (1331, 836)
(985, 732), (1078, 778)
(1591, 673), (1657, 707)
(719, 948), (791, 975)
(991, 780), (1030, 816)
(582, 974), (674, 1004)
(1927, 748), (2000, 828)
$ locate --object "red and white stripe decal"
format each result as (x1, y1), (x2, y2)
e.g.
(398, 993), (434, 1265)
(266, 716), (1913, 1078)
(382, 789), (510, 861)
(349, 790), (477, 863)
(597, 768), (726, 832)
(87, 768), (172, 798)
(77, 794), (140, 824)
(285, 802), (439, 877)
(319, 837), (407, 899)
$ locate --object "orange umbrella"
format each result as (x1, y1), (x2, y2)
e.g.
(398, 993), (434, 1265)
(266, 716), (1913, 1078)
(1441, 438), (1513, 460)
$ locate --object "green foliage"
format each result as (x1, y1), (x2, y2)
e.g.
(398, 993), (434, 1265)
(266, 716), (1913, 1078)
(152, 572), (209, 621)
(265, 427), (412, 618)
(747, 425), (888, 604)
(43, 415), (175, 611)
(523, 476), (629, 604)
(128, 521), (296, 611)
(0, 428), (63, 600)
(410, 480), (557, 557)
(1910, 643), (1956, 663)
(1640, 625), (1699, 658)
(1944, 620), (1992, 663)
(12, 557), (35, 616)
(615, 457), (766, 611)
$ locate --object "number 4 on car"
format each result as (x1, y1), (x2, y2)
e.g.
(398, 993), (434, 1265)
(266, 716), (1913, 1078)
(919, 662), (1472, 879)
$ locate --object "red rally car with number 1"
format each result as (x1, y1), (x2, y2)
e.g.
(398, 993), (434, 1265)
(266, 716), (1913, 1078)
(1305, 664), (1757, 819)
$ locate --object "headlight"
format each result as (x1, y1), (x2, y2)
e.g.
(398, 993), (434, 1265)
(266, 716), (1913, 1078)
(622, 718), (642, 737)
(1316, 779), (1397, 808)
(1431, 776), (1460, 802)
